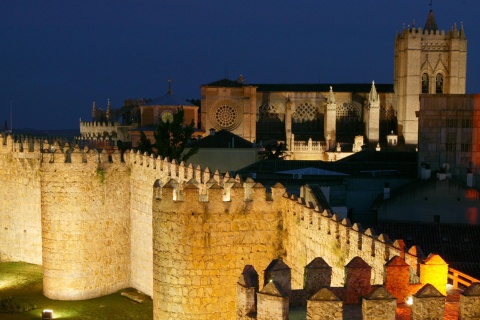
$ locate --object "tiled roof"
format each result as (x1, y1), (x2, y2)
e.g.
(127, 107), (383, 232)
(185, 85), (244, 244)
(188, 130), (254, 148)
(144, 92), (195, 107)
(202, 78), (394, 93)
(253, 83), (394, 93)
(203, 78), (245, 87)
(237, 151), (417, 177)
(376, 220), (480, 280)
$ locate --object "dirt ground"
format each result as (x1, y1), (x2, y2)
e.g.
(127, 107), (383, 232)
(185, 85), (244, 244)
(0, 262), (153, 320)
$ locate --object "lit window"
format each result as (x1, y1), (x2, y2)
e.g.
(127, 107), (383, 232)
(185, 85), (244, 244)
(422, 73), (429, 93)
(436, 74), (443, 94)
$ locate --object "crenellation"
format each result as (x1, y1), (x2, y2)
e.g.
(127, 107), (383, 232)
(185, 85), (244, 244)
(1, 132), (478, 318)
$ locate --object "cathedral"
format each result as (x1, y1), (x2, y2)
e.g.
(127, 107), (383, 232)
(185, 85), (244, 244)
(200, 9), (466, 148)
(80, 9), (467, 153)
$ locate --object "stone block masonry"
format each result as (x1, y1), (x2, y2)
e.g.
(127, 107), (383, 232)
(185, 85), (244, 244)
(41, 144), (131, 300)
(0, 135), (42, 265)
(0, 133), (478, 319)
(152, 179), (284, 319)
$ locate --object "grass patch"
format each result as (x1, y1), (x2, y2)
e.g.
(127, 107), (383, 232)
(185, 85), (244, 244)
(0, 262), (152, 320)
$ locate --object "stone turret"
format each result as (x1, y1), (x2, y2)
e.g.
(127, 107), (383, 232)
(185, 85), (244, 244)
(92, 100), (96, 119)
(460, 282), (480, 319)
(324, 86), (337, 149)
(106, 98), (111, 121)
(365, 81), (380, 143)
(237, 265), (259, 319)
(362, 286), (396, 320)
(256, 281), (289, 320)
(264, 259), (291, 295)
(304, 257), (332, 298)
(344, 257), (372, 304)
(411, 284), (445, 320)
(307, 288), (343, 320)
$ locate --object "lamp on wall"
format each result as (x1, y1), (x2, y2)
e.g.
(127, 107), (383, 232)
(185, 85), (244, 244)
(42, 309), (53, 319)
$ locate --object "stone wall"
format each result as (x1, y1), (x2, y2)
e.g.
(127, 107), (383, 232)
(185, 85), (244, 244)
(0, 133), (478, 319)
(0, 135), (42, 264)
(128, 154), (156, 297)
(282, 188), (404, 288)
(41, 145), (131, 300)
(152, 180), (284, 319)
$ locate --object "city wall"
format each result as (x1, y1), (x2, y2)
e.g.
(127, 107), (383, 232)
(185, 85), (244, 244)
(0, 133), (431, 319)
(0, 135), (42, 265)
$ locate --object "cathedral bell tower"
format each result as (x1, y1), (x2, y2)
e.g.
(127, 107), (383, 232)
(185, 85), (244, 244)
(393, 9), (467, 145)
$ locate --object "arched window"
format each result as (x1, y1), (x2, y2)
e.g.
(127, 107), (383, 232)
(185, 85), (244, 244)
(422, 73), (429, 93)
(436, 74), (443, 94)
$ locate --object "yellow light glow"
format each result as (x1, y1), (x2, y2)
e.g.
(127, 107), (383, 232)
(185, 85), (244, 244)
(406, 296), (413, 305)
(42, 309), (54, 320)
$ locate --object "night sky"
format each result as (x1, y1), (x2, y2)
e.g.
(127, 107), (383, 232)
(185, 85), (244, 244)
(1, 0), (479, 130)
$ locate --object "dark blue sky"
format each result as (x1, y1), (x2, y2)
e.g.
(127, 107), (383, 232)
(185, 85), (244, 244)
(1, 0), (479, 130)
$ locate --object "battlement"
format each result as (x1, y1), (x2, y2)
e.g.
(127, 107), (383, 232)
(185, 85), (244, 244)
(79, 120), (118, 128)
(237, 257), (480, 319)
(397, 25), (466, 40)
(282, 188), (422, 287)
(1, 132), (479, 319)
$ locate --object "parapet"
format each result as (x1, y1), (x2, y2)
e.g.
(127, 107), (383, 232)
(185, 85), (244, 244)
(238, 255), (476, 319)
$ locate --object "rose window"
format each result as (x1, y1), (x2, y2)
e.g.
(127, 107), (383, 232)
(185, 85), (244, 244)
(213, 104), (240, 130)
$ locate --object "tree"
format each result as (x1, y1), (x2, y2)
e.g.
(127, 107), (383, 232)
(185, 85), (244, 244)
(261, 143), (287, 160)
(137, 108), (198, 162)
(137, 131), (153, 155)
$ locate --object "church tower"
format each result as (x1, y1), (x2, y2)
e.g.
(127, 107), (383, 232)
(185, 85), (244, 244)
(365, 81), (380, 144)
(394, 9), (467, 145)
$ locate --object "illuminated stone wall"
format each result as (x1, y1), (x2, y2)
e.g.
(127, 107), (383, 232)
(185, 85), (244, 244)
(41, 146), (131, 300)
(152, 180), (284, 319)
(0, 134), (458, 319)
(281, 191), (404, 289)
(0, 135), (42, 264)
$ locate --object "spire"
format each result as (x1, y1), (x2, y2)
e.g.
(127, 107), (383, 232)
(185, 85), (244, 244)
(92, 100), (96, 119)
(369, 81), (379, 103)
(106, 99), (111, 121)
(424, 9), (439, 33)
(327, 86), (336, 104)
(460, 21), (466, 39)
(167, 78), (172, 94)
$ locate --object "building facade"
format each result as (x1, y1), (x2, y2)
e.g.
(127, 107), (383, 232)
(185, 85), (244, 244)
(418, 94), (480, 186)
(394, 10), (467, 145)
(199, 10), (467, 148)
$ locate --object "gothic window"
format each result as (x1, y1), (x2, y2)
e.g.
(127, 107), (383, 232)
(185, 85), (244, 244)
(256, 103), (285, 141)
(336, 102), (363, 142)
(336, 102), (361, 120)
(436, 73), (443, 94)
(291, 103), (323, 140)
(461, 144), (471, 152)
(462, 119), (472, 128)
(258, 104), (282, 120)
(422, 73), (429, 93)
(292, 103), (317, 122)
